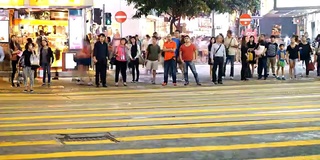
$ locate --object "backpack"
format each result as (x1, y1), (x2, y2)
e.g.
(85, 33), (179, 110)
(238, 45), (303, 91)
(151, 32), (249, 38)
(266, 43), (277, 57)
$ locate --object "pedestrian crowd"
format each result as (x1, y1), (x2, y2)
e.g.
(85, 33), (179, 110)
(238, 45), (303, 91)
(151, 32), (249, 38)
(5, 29), (320, 92)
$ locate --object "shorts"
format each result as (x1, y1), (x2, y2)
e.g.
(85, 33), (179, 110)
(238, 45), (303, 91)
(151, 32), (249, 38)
(78, 58), (91, 66)
(278, 60), (285, 67)
(146, 60), (158, 70)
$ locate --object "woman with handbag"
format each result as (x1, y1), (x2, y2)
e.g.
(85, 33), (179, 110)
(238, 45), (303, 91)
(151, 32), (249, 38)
(9, 35), (22, 87)
(114, 38), (130, 86)
(20, 42), (36, 92)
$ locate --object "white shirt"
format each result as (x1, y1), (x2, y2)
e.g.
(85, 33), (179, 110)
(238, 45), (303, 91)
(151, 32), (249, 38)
(224, 37), (238, 55)
(210, 43), (226, 61)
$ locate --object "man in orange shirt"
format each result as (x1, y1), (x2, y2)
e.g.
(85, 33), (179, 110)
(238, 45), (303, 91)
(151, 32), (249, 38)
(162, 34), (177, 86)
(180, 35), (201, 86)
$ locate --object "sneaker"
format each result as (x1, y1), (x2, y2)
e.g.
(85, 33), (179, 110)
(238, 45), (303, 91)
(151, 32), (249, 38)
(184, 82), (189, 86)
(123, 83), (127, 86)
(48, 83), (51, 86)
(173, 83), (177, 86)
(42, 83), (46, 86)
(87, 82), (93, 86)
(16, 83), (20, 87)
(162, 82), (167, 86)
(23, 90), (28, 93)
(102, 85), (108, 88)
(30, 90), (34, 93)
(197, 83), (202, 86)
(230, 77), (234, 80)
(213, 82), (218, 85)
(131, 80), (135, 83)
(282, 77), (286, 80)
(115, 83), (119, 87)
(273, 74), (277, 78)
(276, 77), (281, 80)
(11, 84), (15, 87)
(151, 81), (156, 85)
(218, 81), (223, 84)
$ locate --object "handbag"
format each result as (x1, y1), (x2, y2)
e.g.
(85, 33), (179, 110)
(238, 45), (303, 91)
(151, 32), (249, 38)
(307, 61), (315, 71)
(247, 51), (254, 61)
(30, 53), (40, 66)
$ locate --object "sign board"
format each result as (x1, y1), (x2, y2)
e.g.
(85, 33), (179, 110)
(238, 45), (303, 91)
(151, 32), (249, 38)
(0, 0), (23, 6)
(115, 11), (127, 23)
(29, 0), (84, 6)
(239, 14), (252, 26)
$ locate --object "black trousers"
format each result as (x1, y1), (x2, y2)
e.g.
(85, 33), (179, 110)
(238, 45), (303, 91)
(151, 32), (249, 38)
(130, 58), (140, 81)
(95, 62), (107, 86)
(241, 60), (249, 80)
(11, 60), (18, 85)
(212, 57), (224, 83)
(303, 58), (310, 76)
(257, 58), (267, 78)
(115, 60), (127, 83)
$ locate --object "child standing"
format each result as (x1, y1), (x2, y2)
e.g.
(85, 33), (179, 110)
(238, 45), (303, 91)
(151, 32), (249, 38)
(276, 44), (287, 80)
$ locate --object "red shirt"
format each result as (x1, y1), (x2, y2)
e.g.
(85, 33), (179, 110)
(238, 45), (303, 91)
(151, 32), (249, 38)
(180, 44), (196, 61)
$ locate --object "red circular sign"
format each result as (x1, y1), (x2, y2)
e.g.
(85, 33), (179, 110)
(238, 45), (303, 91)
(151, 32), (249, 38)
(239, 14), (252, 26)
(115, 11), (127, 23)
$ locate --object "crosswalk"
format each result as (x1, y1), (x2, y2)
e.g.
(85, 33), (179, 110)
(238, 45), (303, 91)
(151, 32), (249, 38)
(1, 82), (320, 160)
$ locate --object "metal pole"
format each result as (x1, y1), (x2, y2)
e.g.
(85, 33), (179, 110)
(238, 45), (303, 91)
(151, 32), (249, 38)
(211, 10), (215, 36)
(102, 4), (105, 30)
(120, 0), (123, 37)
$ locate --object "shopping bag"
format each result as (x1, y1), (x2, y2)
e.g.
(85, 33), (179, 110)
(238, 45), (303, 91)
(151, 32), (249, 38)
(30, 54), (40, 66)
(307, 61), (315, 71)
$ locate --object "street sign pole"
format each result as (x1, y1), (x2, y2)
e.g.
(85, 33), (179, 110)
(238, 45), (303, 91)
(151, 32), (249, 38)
(102, 4), (105, 31)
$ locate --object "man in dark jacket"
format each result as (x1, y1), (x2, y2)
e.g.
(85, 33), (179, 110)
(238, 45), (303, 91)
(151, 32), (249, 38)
(93, 33), (109, 87)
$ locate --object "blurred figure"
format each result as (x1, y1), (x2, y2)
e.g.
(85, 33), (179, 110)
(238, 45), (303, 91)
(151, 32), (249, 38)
(0, 46), (4, 62)
(76, 38), (92, 86)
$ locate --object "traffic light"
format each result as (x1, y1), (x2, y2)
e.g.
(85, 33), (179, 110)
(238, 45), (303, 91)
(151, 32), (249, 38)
(105, 12), (112, 25)
(93, 8), (102, 25)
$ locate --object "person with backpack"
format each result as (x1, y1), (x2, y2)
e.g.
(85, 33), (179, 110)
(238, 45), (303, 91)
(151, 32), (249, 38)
(145, 36), (161, 84)
(266, 35), (278, 78)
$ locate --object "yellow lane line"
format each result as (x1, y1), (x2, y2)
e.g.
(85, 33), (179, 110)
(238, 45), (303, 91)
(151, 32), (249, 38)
(1, 86), (318, 100)
(254, 155), (320, 160)
(59, 82), (320, 95)
(0, 94), (312, 110)
(1, 104), (319, 121)
(2, 139), (320, 159)
(2, 110), (320, 128)
(0, 100), (275, 112)
(1, 126), (320, 147)
(1, 117), (319, 137)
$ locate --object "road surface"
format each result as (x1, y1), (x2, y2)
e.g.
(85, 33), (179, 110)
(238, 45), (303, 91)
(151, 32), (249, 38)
(0, 82), (320, 160)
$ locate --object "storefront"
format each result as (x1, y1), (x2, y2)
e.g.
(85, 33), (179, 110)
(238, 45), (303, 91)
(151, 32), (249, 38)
(0, 0), (93, 74)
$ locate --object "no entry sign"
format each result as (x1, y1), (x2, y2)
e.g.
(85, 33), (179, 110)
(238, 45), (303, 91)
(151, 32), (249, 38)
(239, 14), (252, 26)
(115, 11), (127, 23)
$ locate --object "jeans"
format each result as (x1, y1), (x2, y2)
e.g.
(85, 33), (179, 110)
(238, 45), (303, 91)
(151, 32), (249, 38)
(23, 67), (34, 87)
(130, 58), (140, 81)
(95, 62), (107, 86)
(223, 55), (235, 77)
(183, 61), (199, 84)
(42, 64), (51, 83)
(212, 57), (224, 83)
(258, 58), (267, 78)
(164, 59), (177, 83)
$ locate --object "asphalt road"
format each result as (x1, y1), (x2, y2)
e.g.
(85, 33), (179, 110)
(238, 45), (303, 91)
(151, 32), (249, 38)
(1, 81), (320, 160)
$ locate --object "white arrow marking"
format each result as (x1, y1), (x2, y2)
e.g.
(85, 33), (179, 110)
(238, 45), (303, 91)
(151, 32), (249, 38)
(240, 18), (252, 21)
